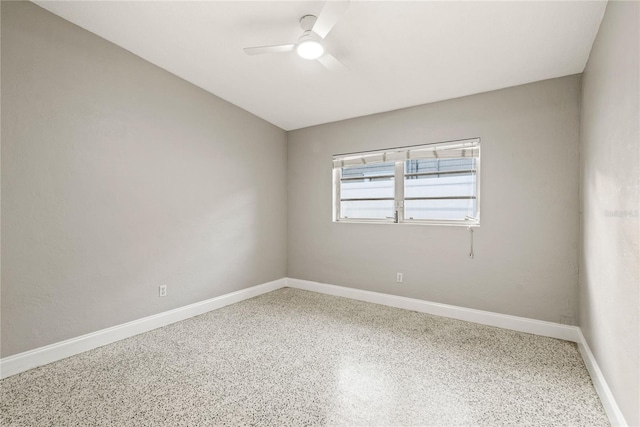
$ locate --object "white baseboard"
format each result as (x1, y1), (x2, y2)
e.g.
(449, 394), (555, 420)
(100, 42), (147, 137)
(577, 330), (628, 427)
(2, 276), (624, 427)
(287, 278), (580, 342)
(0, 278), (286, 379)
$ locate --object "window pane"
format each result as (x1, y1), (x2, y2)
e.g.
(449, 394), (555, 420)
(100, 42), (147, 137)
(341, 200), (395, 220)
(406, 158), (475, 174)
(405, 199), (477, 221)
(340, 162), (394, 219)
(405, 158), (477, 221)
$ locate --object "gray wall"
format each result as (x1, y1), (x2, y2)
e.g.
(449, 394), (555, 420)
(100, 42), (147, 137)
(579, 1), (640, 425)
(288, 75), (581, 324)
(1, 1), (287, 357)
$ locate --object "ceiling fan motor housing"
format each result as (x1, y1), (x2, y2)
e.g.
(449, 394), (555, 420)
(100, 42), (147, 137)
(296, 15), (324, 60)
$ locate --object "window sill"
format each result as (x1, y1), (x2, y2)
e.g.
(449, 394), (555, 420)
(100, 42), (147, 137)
(334, 219), (480, 227)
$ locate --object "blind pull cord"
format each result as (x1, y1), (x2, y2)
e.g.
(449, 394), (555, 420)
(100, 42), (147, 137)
(468, 226), (474, 259)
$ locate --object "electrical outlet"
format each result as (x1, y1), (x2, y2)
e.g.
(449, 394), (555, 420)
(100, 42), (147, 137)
(159, 285), (167, 297)
(396, 273), (403, 283)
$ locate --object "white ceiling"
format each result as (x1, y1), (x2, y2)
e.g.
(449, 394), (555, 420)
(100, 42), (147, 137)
(34, 1), (606, 131)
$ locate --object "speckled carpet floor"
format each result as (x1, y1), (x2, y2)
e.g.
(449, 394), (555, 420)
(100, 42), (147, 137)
(1, 288), (609, 426)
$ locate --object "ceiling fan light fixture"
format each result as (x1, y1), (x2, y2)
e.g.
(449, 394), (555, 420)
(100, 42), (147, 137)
(296, 39), (324, 60)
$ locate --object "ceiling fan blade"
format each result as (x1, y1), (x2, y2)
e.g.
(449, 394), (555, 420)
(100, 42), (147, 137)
(312, 1), (349, 39)
(243, 44), (295, 56)
(318, 53), (349, 72)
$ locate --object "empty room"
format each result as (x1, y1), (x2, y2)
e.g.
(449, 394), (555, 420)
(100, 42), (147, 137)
(1, 0), (638, 425)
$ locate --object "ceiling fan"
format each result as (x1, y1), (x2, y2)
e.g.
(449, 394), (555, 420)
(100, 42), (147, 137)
(243, 1), (349, 71)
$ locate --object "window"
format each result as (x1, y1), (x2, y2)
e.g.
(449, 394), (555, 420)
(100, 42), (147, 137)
(333, 138), (480, 226)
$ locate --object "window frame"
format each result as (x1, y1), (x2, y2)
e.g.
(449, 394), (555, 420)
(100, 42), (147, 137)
(332, 138), (481, 227)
